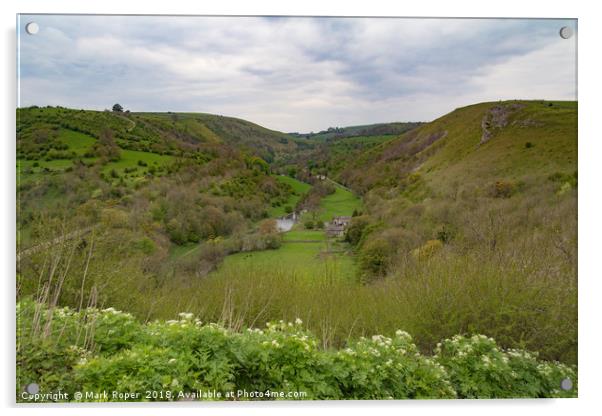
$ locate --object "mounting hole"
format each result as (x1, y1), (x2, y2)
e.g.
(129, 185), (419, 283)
(25, 22), (39, 35)
(559, 26), (573, 39)
(25, 383), (40, 394)
(560, 377), (573, 391)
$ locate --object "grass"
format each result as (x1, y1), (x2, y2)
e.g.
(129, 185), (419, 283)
(146, 227), (576, 364)
(58, 128), (96, 155)
(317, 182), (362, 221)
(18, 159), (74, 171)
(283, 229), (326, 241)
(212, 179), (360, 282)
(268, 175), (312, 217)
(168, 242), (201, 260)
(17, 159), (85, 185)
(102, 149), (173, 175)
(16, 100), (578, 369)
(216, 237), (356, 281)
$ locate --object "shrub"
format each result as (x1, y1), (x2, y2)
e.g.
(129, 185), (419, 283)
(133, 237), (156, 255)
(436, 225), (454, 243)
(16, 302), (577, 402)
(100, 208), (130, 229)
(411, 239), (443, 260)
(357, 237), (394, 280)
(304, 220), (314, 230)
(489, 180), (521, 198)
(345, 216), (371, 246)
(434, 334), (576, 398)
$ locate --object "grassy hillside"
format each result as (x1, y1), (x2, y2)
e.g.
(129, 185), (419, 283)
(16, 99), (578, 390)
(339, 100), (577, 192)
(134, 111), (299, 163)
(328, 100), (577, 362)
(317, 182), (362, 221)
(17, 106), (300, 166)
(267, 175), (312, 217)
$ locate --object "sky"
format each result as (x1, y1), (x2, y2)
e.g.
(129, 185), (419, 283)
(18, 15), (577, 132)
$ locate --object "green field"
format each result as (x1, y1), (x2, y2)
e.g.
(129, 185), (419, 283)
(283, 229), (326, 241)
(58, 128), (96, 155)
(216, 179), (361, 279)
(268, 175), (312, 217)
(102, 149), (173, 175)
(317, 182), (362, 221)
(217, 229), (355, 280)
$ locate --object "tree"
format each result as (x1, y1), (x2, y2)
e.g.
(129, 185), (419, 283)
(112, 103), (124, 112)
(97, 128), (121, 162)
(259, 218), (278, 235)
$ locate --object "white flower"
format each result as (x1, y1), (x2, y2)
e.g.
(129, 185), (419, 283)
(395, 330), (410, 338)
(178, 312), (194, 321)
(295, 318), (303, 325)
(271, 340), (280, 347)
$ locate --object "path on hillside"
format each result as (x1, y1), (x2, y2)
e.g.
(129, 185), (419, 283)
(324, 177), (353, 193)
(17, 226), (95, 262)
(112, 112), (136, 132)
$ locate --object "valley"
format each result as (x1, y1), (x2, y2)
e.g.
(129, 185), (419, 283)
(16, 100), (578, 399)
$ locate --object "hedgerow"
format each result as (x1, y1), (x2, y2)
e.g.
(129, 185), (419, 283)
(16, 300), (576, 402)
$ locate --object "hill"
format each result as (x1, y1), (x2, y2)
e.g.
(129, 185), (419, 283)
(16, 100), (578, 368)
(17, 106), (299, 165)
(289, 121), (423, 141)
(338, 100), (576, 193)
(321, 100), (577, 363)
(16, 106), (309, 270)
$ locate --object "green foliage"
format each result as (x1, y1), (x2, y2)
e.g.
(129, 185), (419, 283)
(411, 239), (443, 260)
(344, 215), (371, 246)
(133, 237), (156, 255)
(434, 334), (576, 398)
(16, 100), (578, 401)
(357, 237), (394, 280)
(17, 302), (576, 402)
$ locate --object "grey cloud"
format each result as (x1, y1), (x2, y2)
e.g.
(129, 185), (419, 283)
(18, 15), (576, 131)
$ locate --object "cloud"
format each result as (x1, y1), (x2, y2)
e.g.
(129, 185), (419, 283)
(18, 15), (576, 131)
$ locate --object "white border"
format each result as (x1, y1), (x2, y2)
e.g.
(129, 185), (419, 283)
(2, 1), (601, 415)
